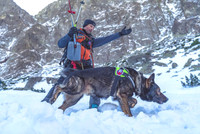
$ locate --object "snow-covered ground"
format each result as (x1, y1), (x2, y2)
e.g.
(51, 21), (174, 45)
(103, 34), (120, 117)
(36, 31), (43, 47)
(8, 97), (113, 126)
(0, 56), (200, 134)
(0, 35), (200, 134)
(0, 75), (200, 134)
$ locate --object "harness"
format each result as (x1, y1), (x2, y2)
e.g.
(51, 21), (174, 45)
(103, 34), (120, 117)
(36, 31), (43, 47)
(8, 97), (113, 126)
(74, 29), (94, 69)
(60, 29), (94, 70)
(110, 67), (136, 96)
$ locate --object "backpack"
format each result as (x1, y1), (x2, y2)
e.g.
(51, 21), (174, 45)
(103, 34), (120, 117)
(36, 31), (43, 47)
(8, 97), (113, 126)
(60, 29), (94, 67)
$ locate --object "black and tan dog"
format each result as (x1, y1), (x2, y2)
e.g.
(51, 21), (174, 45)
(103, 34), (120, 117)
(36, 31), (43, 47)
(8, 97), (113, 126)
(49, 67), (168, 117)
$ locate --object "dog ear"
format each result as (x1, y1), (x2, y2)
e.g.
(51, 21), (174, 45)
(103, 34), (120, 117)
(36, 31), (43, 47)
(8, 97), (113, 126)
(145, 73), (155, 88)
(149, 73), (155, 82)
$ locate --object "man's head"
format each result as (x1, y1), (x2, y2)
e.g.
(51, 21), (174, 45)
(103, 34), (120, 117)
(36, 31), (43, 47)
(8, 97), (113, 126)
(83, 19), (96, 34)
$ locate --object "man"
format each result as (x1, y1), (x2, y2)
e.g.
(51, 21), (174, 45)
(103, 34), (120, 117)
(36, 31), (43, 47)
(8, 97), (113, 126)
(42, 19), (132, 108)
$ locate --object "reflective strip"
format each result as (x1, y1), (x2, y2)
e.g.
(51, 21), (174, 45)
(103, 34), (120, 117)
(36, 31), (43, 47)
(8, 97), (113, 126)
(115, 67), (129, 77)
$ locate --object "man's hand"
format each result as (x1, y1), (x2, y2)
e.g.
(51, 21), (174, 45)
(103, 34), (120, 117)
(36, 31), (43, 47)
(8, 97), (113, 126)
(119, 26), (132, 36)
(68, 27), (78, 37)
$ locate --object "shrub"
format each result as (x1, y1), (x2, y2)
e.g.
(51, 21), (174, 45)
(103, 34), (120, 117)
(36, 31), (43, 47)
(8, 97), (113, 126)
(191, 39), (200, 47)
(0, 80), (7, 90)
(31, 88), (46, 93)
(181, 73), (200, 87)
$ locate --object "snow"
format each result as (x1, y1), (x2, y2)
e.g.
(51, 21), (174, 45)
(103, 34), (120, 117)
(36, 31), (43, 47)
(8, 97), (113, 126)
(1, 83), (200, 134)
(43, 16), (60, 32)
(0, 26), (8, 38)
(93, 11), (105, 20)
(136, 0), (148, 4)
(8, 38), (17, 50)
(166, 1), (182, 19)
(0, 49), (200, 134)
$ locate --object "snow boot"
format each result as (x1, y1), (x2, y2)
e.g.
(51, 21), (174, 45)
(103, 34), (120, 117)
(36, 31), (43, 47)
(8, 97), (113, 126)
(89, 96), (100, 108)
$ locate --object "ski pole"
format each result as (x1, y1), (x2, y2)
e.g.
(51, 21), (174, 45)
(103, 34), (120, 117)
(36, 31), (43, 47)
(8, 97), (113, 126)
(68, 0), (75, 25)
(75, 1), (85, 25)
(68, 0), (76, 44)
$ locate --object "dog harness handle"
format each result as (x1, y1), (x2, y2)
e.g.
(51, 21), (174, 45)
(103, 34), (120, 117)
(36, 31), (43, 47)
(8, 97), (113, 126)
(115, 67), (128, 77)
(110, 67), (135, 96)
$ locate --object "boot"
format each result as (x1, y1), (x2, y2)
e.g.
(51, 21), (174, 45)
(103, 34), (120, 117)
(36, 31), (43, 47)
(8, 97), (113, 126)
(89, 96), (100, 108)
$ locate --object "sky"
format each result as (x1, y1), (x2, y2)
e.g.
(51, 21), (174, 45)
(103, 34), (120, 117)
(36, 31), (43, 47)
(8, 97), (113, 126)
(13, 0), (58, 15)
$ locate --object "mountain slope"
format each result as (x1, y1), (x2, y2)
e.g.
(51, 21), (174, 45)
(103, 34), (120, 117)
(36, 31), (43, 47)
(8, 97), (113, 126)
(0, 0), (35, 48)
(36, 0), (200, 64)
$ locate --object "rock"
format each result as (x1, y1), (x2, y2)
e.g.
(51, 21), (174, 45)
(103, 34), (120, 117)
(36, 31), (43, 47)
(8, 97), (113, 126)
(184, 58), (194, 68)
(0, 0), (35, 48)
(172, 62), (178, 69)
(24, 77), (43, 90)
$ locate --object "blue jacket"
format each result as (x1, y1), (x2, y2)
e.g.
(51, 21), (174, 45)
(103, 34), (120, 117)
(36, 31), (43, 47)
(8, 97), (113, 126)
(58, 29), (121, 48)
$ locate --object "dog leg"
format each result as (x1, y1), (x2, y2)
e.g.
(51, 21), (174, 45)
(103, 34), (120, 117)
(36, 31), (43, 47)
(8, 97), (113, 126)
(58, 93), (83, 112)
(117, 93), (132, 117)
(49, 85), (62, 104)
(128, 97), (137, 108)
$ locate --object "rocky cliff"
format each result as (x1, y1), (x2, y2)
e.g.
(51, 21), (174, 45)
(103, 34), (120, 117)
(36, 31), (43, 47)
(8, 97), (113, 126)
(35, 0), (200, 64)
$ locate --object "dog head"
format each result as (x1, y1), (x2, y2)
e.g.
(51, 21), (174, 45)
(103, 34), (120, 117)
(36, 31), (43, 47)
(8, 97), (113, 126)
(140, 73), (168, 104)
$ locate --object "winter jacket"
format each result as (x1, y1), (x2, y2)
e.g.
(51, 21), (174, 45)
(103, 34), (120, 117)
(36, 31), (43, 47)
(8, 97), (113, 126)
(58, 28), (121, 69)
(58, 29), (121, 49)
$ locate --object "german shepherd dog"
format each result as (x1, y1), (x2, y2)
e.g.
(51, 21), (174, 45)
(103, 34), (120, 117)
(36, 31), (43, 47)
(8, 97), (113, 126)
(49, 67), (168, 117)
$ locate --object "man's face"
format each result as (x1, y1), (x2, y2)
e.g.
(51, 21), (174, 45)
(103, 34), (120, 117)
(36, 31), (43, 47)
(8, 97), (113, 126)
(83, 24), (95, 34)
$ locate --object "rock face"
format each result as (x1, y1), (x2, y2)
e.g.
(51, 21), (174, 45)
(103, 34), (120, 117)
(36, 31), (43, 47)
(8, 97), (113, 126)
(0, 0), (35, 47)
(0, 0), (200, 83)
(35, 0), (200, 64)
(0, 0), (61, 79)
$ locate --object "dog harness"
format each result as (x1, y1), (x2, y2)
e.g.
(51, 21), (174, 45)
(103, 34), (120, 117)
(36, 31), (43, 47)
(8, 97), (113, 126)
(110, 67), (135, 96)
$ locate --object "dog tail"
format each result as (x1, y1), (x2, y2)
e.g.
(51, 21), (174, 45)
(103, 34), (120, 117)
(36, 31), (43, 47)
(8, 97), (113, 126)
(60, 68), (76, 78)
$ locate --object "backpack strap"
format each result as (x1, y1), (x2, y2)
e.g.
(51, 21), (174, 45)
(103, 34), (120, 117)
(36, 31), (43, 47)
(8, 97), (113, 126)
(77, 29), (94, 69)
